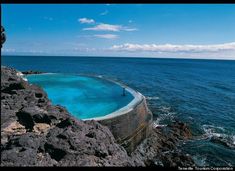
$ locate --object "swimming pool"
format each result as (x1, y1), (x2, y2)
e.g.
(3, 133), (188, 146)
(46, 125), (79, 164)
(26, 73), (134, 119)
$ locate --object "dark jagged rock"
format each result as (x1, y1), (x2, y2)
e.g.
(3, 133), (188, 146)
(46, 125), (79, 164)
(1, 26), (6, 47)
(1, 66), (137, 166)
(168, 120), (192, 139)
(16, 110), (35, 131)
(1, 66), (29, 94)
(56, 118), (73, 128)
(210, 136), (235, 149)
(22, 70), (44, 75)
(130, 121), (195, 167)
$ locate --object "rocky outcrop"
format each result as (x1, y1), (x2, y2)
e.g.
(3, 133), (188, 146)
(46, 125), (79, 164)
(1, 66), (138, 166)
(131, 121), (195, 167)
(22, 71), (44, 75)
(1, 26), (6, 47)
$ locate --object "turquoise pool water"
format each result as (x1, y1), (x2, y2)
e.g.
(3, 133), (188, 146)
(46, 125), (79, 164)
(26, 74), (134, 119)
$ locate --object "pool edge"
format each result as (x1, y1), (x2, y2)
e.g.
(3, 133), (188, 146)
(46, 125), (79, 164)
(81, 75), (153, 153)
(24, 72), (153, 152)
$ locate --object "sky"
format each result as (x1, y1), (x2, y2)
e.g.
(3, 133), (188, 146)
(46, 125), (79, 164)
(2, 4), (235, 59)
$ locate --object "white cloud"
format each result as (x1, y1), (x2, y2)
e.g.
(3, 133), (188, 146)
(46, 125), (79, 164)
(110, 42), (235, 53)
(100, 10), (109, 16)
(83, 23), (137, 32)
(122, 27), (138, 31)
(73, 47), (96, 52)
(64, 42), (87, 47)
(94, 34), (118, 39)
(1, 48), (16, 52)
(84, 24), (121, 31)
(128, 20), (133, 23)
(44, 17), (53, 21)
(27, 50), (44, 54)
(78, 18), (95, 24)
(2, 48), (45, 54)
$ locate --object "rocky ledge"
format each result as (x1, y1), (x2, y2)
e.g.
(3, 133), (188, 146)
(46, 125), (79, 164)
(22, 70), (44, 75)
(1, 66), (195, 167)
(131, 121), (195, 167)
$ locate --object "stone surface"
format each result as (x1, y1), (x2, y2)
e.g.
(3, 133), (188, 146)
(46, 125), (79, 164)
(130, 120), (195, 167)
(33, 123), (51, 135)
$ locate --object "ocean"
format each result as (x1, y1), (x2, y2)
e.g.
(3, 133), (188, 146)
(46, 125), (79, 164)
(2, 55), (235, 166)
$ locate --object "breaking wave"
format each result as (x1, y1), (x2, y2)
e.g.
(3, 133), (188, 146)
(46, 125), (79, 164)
(201, 124), (235, 149)
(146, 96), (160, 100)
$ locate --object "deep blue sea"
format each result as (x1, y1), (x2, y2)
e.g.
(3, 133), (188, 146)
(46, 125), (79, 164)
(2, 55), (235, 166)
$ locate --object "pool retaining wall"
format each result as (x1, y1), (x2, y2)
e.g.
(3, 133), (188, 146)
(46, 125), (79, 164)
(98, 97), (153, 153)
(83, 76), (153, 153)
(85, 81), (153, 153)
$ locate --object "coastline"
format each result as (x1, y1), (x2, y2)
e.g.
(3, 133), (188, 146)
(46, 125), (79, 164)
(1, 66), (195, 167)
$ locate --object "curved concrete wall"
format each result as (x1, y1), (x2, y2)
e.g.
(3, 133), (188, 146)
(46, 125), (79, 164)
(99, 97), (152, 153)
(84, 77), (153, 153)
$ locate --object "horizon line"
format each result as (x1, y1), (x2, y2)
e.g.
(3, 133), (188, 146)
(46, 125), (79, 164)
(2, 54), (235, 61)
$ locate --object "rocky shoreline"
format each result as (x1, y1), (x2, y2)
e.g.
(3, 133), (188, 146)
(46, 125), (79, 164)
(21, 70), (44, 75)
(1, 66), (195, 167)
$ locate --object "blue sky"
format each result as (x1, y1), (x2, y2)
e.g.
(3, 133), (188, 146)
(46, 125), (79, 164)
(2, 4), (235, 59)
